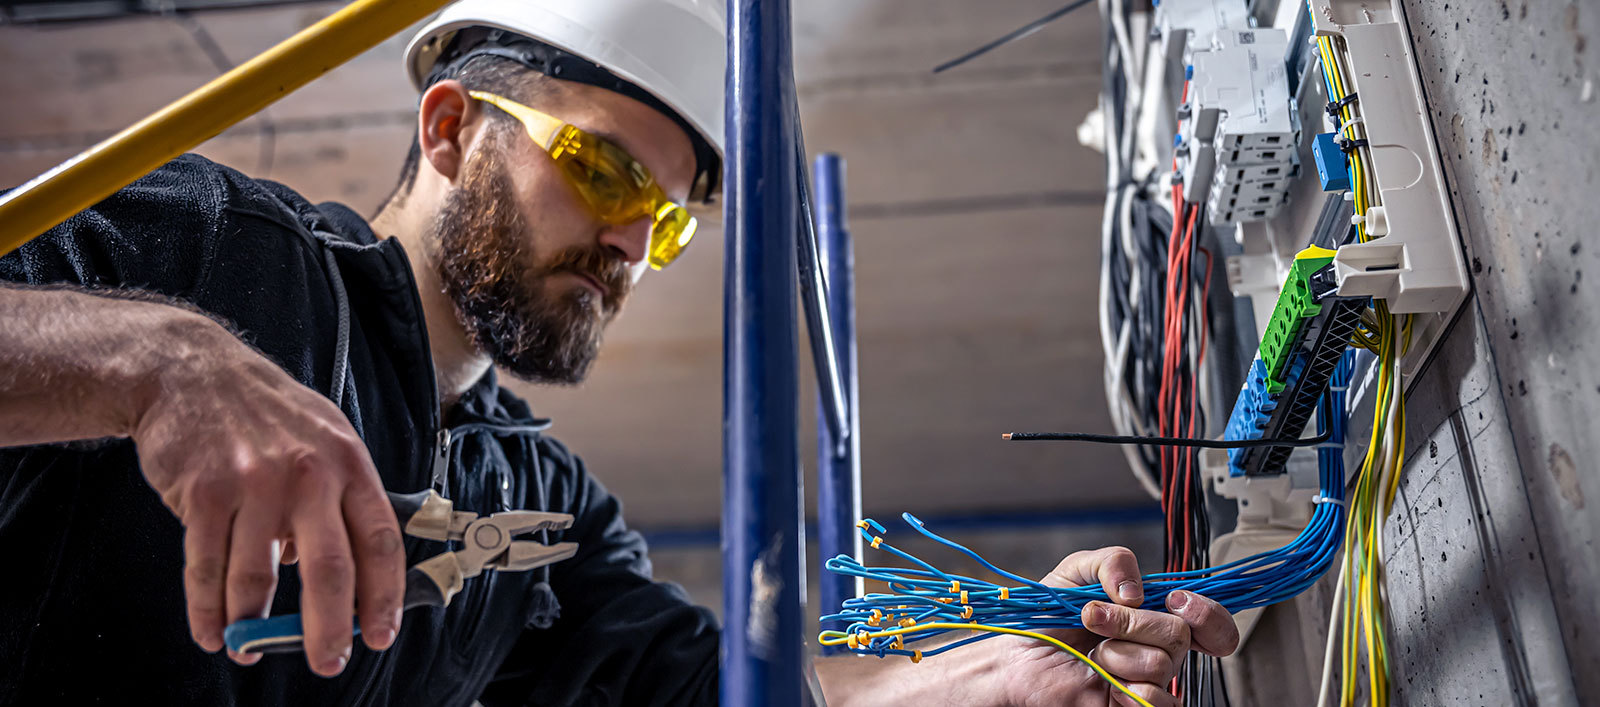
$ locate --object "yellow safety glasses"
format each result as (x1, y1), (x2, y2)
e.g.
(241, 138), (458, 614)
(470, 90), (697, 270)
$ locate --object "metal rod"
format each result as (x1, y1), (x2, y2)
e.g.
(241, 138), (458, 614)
(813, 153), (862, 655)
(796, 147), (850, 457)
(0, 0), (452, 258)
(721, 0), (805, 703)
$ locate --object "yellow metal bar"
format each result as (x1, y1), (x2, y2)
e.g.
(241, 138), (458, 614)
(0, 0), (452, 258)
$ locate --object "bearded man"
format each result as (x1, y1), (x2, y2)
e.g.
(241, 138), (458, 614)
(0, 2), (1237, 705)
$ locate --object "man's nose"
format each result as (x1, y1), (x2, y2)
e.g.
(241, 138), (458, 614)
(597, 217), (652, 265)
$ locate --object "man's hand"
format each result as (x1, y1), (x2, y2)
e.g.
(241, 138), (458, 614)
(131, 320), (405, 676)
(0, 286), (404, 675)
(990, 547), (1240, 707)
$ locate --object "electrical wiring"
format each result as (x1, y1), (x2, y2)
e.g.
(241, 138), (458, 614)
(1096, 0), (1178, 501)
(1001, 430), (1331, 448)
(1309, 25), (1417, 706)
(820, 364), (1352, 697)
(1089, 3), (1224, 703)
(930, 0), (1096, 74)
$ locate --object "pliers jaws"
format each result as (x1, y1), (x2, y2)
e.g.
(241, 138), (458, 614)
(397, 492), (578, 609)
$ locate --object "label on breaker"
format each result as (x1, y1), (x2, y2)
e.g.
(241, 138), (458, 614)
(1238, 31), (1287, 129)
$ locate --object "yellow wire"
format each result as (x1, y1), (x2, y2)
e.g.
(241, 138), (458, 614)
(820, 622), (1157, 707)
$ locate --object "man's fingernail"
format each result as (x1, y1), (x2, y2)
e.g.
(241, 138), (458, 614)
(324, 655), (347, 674)
(1118, 580), (1142, 602)
(375, 627), (397, 649)
(1084, 601), (1108, 624)
(1167, 590), (1190, 611)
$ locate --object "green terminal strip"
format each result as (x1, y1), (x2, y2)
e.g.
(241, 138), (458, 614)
(1257, 246), (1338, 393)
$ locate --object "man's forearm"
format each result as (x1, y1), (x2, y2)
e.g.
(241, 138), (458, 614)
(0, 283), (220, 446)
(814, 635), (1005, 707)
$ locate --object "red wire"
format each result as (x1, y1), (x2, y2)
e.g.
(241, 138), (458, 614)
(1158, 186), (1187, 570)
(1179, 245), (1214, 570)
(1158, 196), (1199, 573)
(1170, 208), (1197, 568)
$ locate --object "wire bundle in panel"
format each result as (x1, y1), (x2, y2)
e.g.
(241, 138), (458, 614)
(1309, 26), (1415, 707)
(820, 373), (1352, 706)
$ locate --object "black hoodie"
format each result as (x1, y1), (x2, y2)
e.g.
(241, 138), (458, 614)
(0, 154), (718, 706)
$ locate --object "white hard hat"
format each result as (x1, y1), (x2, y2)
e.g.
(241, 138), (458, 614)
(405, 0), (726, 201)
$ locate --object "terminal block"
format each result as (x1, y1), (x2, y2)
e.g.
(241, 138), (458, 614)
(1311, 132), (1350, 192)
(1224, 247), (1363, 477)
(1258, 247), (1337, 391)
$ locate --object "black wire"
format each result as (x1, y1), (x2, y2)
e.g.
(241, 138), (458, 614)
(932, 0), (1096, 73)
(1002, 430), (1331, 449)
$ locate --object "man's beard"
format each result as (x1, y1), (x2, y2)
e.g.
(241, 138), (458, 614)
(431, 136), (631, 384)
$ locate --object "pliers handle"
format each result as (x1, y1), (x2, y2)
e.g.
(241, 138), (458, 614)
(223, 490), (577, 655)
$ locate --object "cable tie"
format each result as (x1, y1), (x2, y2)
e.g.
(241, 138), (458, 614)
(899, 618), (916, 628)
(999, 587), (1010, 600)
(1312, 494), (1346, 507)
(950, 580), (960, 592)
(1324, 93), (1359, 120)
(959, 590), (969, 604)
(870, 536), (883, 549)
(961, 605), (974, 619)
(1337, 137), (1370, 153)
(910, 650), (923, 664)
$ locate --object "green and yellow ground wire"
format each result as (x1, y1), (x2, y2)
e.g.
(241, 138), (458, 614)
(1315, 30), (1415, 707)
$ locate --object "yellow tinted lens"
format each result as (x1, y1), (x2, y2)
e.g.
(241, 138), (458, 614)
(553, 143), (634, 219)
(648, 204), (696, 270)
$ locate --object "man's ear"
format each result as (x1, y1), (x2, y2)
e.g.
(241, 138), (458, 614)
(417, 80), (482, 184)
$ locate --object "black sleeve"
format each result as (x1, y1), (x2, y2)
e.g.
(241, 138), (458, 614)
(1, 155), (342, 395)
(0, 154), (231, 296)
(480, 439), (719, 707)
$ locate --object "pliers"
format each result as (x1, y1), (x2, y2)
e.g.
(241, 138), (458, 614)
(223, 489), (577, 654)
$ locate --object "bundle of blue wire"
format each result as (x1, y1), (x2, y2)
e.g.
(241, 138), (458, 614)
(822, 350), (1357, 660)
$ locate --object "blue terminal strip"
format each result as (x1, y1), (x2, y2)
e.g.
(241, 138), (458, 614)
(1312, 132), (1350, 192)
(1225, 297), (1363, 477)
(1225, 251), (1364, 477)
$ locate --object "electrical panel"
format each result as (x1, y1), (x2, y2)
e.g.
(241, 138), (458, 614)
(1102, 0), (1475, 540)
(1092, 1), (1479, 699)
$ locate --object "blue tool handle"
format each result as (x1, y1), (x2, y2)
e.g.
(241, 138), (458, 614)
(223, 568), (445, 654)
(224, 614), (362, 655)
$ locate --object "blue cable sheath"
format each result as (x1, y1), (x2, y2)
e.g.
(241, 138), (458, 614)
(824, 351), (1356, 659)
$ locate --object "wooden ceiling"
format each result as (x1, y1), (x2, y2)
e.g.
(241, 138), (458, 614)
(0, 0), (1153, 531)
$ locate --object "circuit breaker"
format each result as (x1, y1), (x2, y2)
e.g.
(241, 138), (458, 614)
(1186, 28), (1299, 225)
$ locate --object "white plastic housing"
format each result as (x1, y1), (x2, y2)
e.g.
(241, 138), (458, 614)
(1310, 0), (1470, 315)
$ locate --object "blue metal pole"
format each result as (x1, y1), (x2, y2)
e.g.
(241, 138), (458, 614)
(722, 0), (804, 704)
(813, 153), (861, 655)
